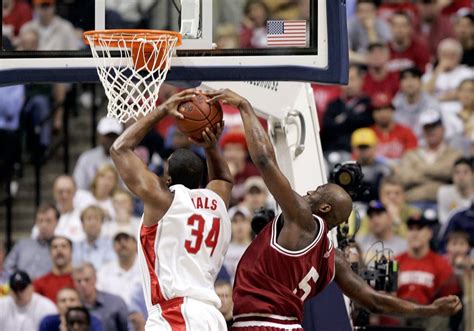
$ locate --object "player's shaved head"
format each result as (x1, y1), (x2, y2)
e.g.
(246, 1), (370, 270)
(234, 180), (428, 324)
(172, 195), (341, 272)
(167, 149), (203, 189)
(306, 183), (352, 229)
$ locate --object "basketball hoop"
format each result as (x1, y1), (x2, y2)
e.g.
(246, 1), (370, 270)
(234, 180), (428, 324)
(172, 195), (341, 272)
(83, 29), (182, 123)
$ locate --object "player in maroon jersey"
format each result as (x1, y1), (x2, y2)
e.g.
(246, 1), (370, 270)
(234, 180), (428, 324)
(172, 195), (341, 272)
(207, 89), (462, 330)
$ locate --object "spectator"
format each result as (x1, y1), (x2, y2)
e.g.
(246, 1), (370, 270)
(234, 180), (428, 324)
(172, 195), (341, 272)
(440, 202), (474, 253)
(215, 24), (240, 49)
(357, 200), (407, 263)
(0, 271), (57, 331)
(96, 228), (140, 307)
(241, 176), (272, 213)
(72, 206), (116, 270)
(48, 175), (85, 242)
(215, 279), (233, 329)
(31, 175), (90, 241)
(33, 236), (75, 302)
(396, 216), (460, 330)
(422, 38), (473, 103)
(73, 263), (128, 331)
(0, 85), (25, 183)
(387, 11), (431, 73)
(101, 190), (140, 238)
(450, 79), (474, 154)
(77, 164), (119, 221)
(220, 131), (259, 201)
(20, 0), (79, 50)
(351, 128), (391, 202)
(378, 0), (418, 25)
(397, 110), (462, 207)
(73, 117), (123, 191)
(445, 230), (472, 269)
(322, 64), (373, 154)
(240, 0), (270, 48)
(105, 0), (155, 29)
(39, 287), (103, 331)
(362, 43), (400, 99)
(416, 0), (455, 55)
(437, 157), (473, 226)
(2, 0), (33, 39)
(223, 206), (253, 283)
(356, 176), (421, 238)
(393, 67), (441, 144)
(348, 0), (392, 58)
(370, 93), (418, 164)
(454, 12), (474, 67)
(4, 203), (58, 279)
(65, 307), (92, 331)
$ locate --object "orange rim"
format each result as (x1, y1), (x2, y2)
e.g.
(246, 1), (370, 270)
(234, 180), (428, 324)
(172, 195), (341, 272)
(83, 29), (182, 48)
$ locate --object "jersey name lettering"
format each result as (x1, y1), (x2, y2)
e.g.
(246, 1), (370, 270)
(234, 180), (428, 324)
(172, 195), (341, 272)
(191, 197), (217, 211)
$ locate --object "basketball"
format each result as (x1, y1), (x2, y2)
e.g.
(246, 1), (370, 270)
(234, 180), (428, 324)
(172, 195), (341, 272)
(175, 94), (223, 142)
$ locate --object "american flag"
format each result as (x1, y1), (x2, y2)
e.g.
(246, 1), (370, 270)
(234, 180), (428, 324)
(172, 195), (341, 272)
(266, 20), (307, 47)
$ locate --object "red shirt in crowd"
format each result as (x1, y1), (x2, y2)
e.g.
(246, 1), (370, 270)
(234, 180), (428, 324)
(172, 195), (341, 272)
(33, 272), (75, 302)
(388, 37), (431, 73)
(372, 123), (417, 160)
(363, 71), (400, 99)
(441, 0), (472, 16)
(396, 251), (460, 305)
(3, 0), (33, 37)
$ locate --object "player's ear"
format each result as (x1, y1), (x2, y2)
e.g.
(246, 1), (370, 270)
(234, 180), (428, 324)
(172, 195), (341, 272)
(165, 176), (172, 187)
(319, 204), (331, 214)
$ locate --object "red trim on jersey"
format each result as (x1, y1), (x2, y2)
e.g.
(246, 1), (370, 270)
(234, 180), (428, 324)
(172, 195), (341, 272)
(140, 223), (166, 305)
(161, 297), (187, 330)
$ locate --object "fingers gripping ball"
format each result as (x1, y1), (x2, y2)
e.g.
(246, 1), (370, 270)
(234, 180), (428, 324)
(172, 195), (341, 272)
(176, 94), (223, 142)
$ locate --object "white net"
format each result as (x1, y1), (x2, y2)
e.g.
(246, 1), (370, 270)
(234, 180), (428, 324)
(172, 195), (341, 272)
(84, 31), (180, 123)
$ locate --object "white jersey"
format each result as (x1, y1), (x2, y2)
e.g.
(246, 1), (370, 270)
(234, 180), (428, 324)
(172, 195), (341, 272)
(137, 184), (231, 312)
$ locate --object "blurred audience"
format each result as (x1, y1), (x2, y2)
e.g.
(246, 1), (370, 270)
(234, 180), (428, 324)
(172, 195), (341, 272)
(20, 0), (79, 50)
(73, 263), (128, 331)
(437, 158), (473, 227)
(215, 279), (233, 328)
(105, 0), (155, 29)
(393, 67), (441, 144)
(450, 79), (474, 155)
(396, 215), (460, 330)
(96, 228), (140, 307)
(363, 43), (400, 99)
(416, 0), (455, 55)
(72, 206), (116, 270)
(322, 64), (373, 155)
(240, 0), (270, 48)
(388, 11), (431, 73)
(240, 176), (272, 213)
(73, 117), (123, 191)
(356, 200), (407, 263)
(0, 242), (8, 296)
(65, 307), (92, 331)
(39, 287), (103, 331)
(102, 190), (140, 238)
(351, 128), (391, 202)
(4, 203), (58, 279)
(454, 11), (474, 67)
(440, 202), (474, 253)
(2, 0), (32, 40)
(370, 93), (417, 164)
(348, 0), (392, 62)
(223, 206), (253, 283)
(0, 270), (57, 331)
(33, 236), (75, 302)
(397, 110), (462, 207)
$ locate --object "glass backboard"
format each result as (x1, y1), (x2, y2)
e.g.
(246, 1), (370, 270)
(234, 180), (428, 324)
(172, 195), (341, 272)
(0, 0), (348, 85)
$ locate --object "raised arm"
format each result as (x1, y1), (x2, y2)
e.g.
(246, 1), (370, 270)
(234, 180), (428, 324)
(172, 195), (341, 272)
(189, 123), (233, 207)
(110, 89), (197, 225)
(334, 249), (462, 317)
(206, 89), (314, 235)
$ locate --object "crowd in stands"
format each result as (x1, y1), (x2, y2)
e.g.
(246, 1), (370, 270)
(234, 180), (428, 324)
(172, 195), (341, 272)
(1, 0), (473, 331)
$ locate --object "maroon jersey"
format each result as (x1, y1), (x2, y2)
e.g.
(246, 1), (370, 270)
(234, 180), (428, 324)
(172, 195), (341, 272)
(232, 215), (335, 329)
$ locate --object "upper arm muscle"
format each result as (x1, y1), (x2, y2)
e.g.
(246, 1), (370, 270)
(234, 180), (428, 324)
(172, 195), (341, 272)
(206, 180), (232, 208)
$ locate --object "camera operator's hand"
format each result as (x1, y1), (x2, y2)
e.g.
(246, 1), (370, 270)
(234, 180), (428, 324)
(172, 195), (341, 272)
(430, 295), (462, 316)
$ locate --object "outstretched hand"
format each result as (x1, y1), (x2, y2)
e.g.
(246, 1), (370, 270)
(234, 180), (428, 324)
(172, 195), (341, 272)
(161, 88), (198, 119)
(188, 121), (224, 150)
(431, 295), (462, 316)
(204, 89), (249, 109)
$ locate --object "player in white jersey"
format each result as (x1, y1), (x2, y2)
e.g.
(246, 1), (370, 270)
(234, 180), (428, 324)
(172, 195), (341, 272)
(111, 89), (233, 330)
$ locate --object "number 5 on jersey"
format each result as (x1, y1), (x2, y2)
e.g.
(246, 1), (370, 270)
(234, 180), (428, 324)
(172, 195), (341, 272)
(293, 267), (319, 301)
(184, 214), (220, 256)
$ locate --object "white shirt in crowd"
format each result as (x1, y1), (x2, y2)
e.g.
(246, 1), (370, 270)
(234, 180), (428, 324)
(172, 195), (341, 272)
(437, 185), (473, 226)
(96, 258), (141, 307)
(0, 293), (57, 331)
(75, 189), (116, 222)
(101, 217), (141, 239)
(223, 242), (251, 284)
(422, 65), (473, 99)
